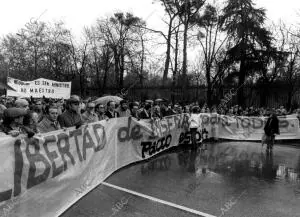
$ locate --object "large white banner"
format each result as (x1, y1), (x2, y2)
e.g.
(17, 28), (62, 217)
(0, 113), (299, 217)
(0, 114), (190, 217)
(7, 77), (71, 99)
(200, 113), (300, 140)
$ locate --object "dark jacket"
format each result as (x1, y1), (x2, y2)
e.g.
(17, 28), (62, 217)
(0, 124), (34, 137)
(58, 110), (82, 128)
(139, 109), (151, 119)
(264, 115), (280, 136)
(104, 110), (120, 119)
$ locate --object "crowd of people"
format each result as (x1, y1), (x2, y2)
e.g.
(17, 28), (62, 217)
(0, 94), (299, 138)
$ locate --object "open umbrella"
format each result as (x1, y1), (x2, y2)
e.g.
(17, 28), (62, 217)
(93, 95), (123, 106)
(145, 99), (154, 104)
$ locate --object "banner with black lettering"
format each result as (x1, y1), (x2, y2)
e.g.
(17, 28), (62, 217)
(7, 77), (71, 99)
(200, 113), (300, 140)
(0, 119), (115, 217)
(0, 115), (190, 217)
(1, 113), (299, 217)
(115, 115), (190, 169)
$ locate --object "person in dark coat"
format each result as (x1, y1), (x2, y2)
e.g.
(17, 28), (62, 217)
(0, 107), (32, 137)
(104, 101), (119, 119)
(58, 95), (83, 128)
(263, 110), (280, 153)
(152, 104), (162, 119)
(130, 102), (140, 119)
(139, 103), (152, 119)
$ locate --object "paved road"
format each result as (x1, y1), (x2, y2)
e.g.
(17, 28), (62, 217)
(61, 141), (300, 217)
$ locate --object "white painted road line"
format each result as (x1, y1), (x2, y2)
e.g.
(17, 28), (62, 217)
(102, 182), (217, 217)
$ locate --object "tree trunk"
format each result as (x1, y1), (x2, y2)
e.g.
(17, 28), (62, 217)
(79, 69), (85, 97)
(94, 52), (100, 88)
(163, 21), (173, 86)
(102, 49), (110, 91)
(287, 88), (293, 111)
(172, 27), (179, 104)
(238, 56), (246, 107)
(34, 48), (38, 79)
(119, 45), (124, 91)
(139, 35), (145, 87)
(113, 49), (120, 90)
(182, 20), (189, 102)
(206, 66), (212, 107)
(260, 84), (267, 107)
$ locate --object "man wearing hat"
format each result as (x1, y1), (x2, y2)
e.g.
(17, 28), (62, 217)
(58, 95), (83, 128)
(15, 98), (29, 110)
(0, 107), (28, 137)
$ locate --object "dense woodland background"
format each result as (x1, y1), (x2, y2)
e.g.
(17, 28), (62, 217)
(1, 0), (300, 109)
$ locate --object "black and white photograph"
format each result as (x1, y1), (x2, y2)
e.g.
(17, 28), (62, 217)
(0, 0), (300, 217)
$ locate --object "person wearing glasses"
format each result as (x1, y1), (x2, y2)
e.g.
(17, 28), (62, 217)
(58, 95), (83, 128)
(37, 105), (61, 133)
(82, 102), (99, 124)
(104, 101), (119, 119)
(95, 103), (107, 120)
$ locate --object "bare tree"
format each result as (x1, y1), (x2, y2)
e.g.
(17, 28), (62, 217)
(95, 13), (146, 91)
(277, 23), (300, 110)
(195, 3), (228, 106)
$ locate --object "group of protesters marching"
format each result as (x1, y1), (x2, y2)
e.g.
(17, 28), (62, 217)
(0, 94), (299, 154)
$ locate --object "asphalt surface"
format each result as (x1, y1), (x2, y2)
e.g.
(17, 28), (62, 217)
(61, 141), (300, 217)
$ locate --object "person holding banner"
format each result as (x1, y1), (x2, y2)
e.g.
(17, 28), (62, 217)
(189, 106), (201, 151)
(58, 95), (83, 128)
(23, 110), (40, 133)
(104, 101), (120, 119)
(116, 100), (131, 117)
(139, 103), (152, 119)
(95, 103), (107, 120)
(0, 107), (28, 137)
(82, 102), (99, 124)
(38, 105), (61, 133)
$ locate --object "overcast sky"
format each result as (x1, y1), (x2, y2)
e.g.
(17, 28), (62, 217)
(0, 0), (299, 38)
